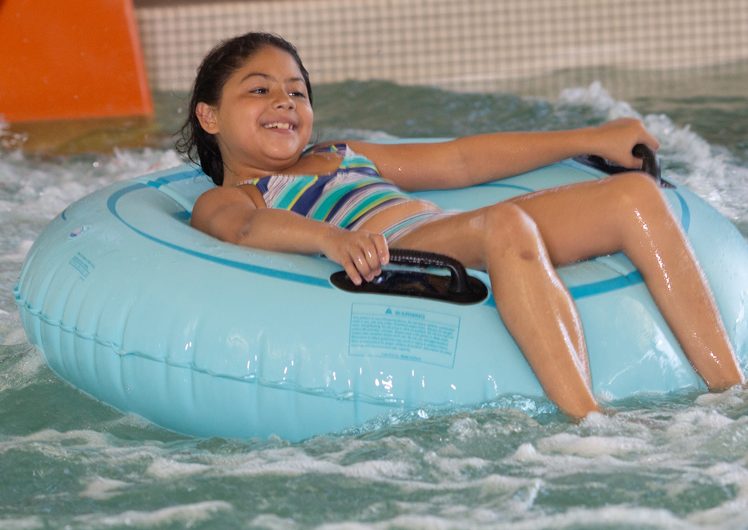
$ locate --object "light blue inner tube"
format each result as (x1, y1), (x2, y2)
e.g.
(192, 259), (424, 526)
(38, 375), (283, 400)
(14, 152), (748, 441)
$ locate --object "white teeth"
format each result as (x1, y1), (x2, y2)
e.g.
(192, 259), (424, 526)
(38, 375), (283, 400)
(264, 122), (293, 130)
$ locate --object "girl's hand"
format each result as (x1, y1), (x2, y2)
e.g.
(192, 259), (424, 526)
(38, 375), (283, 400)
(320, 227), (390, 285)
(590, 118), (660, 169)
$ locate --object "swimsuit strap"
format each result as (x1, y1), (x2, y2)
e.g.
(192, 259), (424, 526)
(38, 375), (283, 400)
(309, 143), (348, 155)
(309, 143), (381, 175)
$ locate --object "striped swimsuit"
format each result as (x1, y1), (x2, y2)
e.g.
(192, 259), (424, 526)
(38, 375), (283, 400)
(238, 143), (451, 243)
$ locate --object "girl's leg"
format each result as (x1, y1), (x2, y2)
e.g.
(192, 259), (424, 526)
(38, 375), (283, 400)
(509, 172), (743, 390)
(391, 202), (600, 418)
(391, 172), (743, 414)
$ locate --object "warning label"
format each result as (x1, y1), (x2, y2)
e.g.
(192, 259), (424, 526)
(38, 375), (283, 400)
(349, 304), (460, 367)
(69, 252), (94, 280)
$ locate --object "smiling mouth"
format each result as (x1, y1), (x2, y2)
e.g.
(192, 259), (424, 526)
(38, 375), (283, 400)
(263, 122), (296, 131)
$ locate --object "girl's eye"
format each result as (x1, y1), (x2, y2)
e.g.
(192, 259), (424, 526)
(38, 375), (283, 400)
(250, 87), (268, 95)
(290, 91), (307, 99)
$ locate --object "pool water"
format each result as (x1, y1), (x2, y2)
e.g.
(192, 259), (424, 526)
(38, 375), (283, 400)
(1, 66), (748, 529)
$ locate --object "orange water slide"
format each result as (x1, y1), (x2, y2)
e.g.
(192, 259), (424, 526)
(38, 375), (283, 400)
(0, 0), (153, 122)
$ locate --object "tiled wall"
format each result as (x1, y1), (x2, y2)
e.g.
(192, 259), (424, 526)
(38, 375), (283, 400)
(135, 0), (748, 94)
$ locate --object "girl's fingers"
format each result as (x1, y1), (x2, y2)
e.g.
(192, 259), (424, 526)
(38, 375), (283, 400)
(356, 248), (380, 282)
(597, 118), (660, 169)
(643, 131), (660, 152)
(343, 257), (363, 286)
(347, 246), (374, 283)
(362, 240), (382, 271)
(373, 233), (389, 265)
(337, 231), (389, 284)
(367, 234), (388, 277)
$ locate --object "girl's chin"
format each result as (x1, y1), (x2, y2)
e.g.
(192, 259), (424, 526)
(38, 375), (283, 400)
(262, 145), (306, 164)
(267, 139), (308, 155)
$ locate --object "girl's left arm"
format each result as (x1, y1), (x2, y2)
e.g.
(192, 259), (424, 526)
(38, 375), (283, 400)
(348, 118), (659, 190)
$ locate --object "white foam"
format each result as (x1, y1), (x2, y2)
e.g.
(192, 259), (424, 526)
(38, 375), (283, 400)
(512, 442), (540, 462)
(665, 408), (734, 439)
(318, 504), (691, 530)
(220, 446), (415, 482)
(145, 457), (210, 479)
(344, 458), (416, 481)
(536, 432), (649, 457)
(503, 407), (737, 486)
(318, 514), (454, 530)
(420, 450), (491, 484)
(0, 428), (112, 452)
(0, 344), (44, 391)
(0, 147), (182, 224)
(555, 82), (748, 228)
(0, 517), (43, 530)
(695, 386), (746, 409)
(72, 501), (232, 528)
(447, 416), (481, 439)
(557, 81), (640, 120)
(217, 447), (345, 477)
(1, 327), (29, 346)
(687, 463), (748, 528)
(79, 477), (130, 500)
(0, 239), (34, 264)
(0, 428), (176, 474)
(503, 505), (689, 530)
(249, 514), (302, 530)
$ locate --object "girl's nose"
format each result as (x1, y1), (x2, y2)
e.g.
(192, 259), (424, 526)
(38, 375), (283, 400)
(273, 90), (295, 110)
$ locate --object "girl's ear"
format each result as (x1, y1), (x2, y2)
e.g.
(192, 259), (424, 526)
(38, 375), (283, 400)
(196, 102), (219, 134)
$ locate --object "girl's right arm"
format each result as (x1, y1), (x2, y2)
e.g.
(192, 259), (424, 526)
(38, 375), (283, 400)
(191, 187), (389, 285)
(348, 118), (659, 191)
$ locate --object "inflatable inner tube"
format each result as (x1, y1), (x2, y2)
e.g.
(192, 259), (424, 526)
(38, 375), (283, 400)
(14, 143), (748, 440)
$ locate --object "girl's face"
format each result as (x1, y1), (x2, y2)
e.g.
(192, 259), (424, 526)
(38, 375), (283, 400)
(197, 45), (313, 179)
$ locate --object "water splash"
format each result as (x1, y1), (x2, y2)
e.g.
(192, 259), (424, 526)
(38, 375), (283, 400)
(556, 82), (748, 231)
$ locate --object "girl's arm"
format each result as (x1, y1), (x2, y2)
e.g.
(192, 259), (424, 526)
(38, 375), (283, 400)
(348, 118), (659, 191)
(191, 187), (389, 284)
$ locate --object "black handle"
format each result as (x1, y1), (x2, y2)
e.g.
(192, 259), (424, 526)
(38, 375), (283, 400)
(632, 144), (659, 180)
(576, 144), (673, 188)
(330, 248), (488, 304)
(632, 144), (672, 188)
(388, 249), (470, 294)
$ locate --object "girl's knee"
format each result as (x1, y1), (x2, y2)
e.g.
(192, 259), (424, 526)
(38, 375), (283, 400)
(484, 202), (531, 232)
(482, 203), (542, 255)
(606, 172), (679, 250)
(609, 172), (665, 209)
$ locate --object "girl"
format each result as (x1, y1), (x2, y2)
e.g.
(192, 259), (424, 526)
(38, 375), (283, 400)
(178, 32), (744, 419)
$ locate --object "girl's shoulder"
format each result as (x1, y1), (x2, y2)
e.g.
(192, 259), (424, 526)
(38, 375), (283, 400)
(194, 183), (261, 213)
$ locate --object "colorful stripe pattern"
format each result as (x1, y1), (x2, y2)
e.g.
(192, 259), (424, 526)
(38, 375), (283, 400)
(244, 144), (412, 229)
(382, 211), (455, 243)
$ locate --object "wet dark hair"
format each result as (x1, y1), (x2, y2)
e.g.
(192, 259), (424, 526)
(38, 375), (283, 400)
(176, 32), (312, 185)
